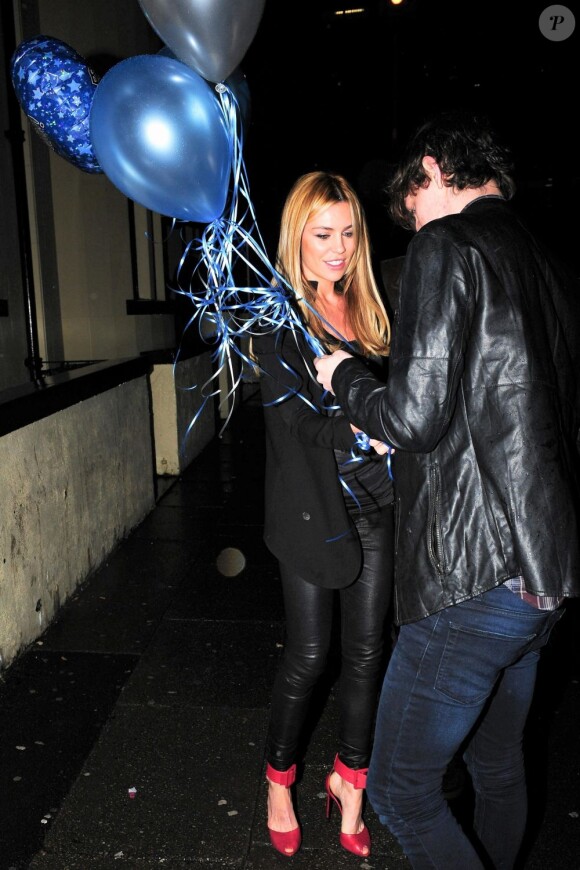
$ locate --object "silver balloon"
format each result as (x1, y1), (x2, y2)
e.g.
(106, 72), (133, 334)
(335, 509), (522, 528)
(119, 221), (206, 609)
(138, 0), (266, 83)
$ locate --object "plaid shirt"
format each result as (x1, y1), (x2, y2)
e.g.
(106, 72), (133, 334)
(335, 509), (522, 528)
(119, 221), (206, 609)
(504, 576), (564, 611)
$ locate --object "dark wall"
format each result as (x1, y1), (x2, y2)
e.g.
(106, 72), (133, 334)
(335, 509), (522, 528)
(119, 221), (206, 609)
(241, 0), (578, 270)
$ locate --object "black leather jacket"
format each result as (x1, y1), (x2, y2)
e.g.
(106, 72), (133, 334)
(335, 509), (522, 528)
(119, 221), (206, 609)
(332, 197), (580, 624)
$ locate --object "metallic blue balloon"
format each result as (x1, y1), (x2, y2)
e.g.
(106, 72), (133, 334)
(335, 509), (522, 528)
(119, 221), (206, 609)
(89, 55), (232, 223)
(10, 35), (102, 174)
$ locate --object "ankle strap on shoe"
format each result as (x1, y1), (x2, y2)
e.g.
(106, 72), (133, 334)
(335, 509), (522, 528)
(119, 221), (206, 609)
(333, 754), (368, 789)
(266, 762), (297, 787)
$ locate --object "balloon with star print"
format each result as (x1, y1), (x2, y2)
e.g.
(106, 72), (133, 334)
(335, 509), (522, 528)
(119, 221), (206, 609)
(10, 35), (102, 173)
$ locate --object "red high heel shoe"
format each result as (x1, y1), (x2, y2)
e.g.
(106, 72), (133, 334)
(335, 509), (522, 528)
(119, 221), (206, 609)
(325, 754), (371, 857)
(266, 763), (302, 857)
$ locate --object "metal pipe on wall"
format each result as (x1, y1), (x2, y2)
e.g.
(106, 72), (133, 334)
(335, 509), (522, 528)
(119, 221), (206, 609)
(1, 0), (44, 384)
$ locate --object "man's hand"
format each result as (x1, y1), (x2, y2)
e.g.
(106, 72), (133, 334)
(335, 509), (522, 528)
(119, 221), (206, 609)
(314, 350), (352, 394)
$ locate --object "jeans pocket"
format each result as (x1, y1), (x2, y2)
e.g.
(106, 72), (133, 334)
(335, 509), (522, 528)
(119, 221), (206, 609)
(435, 622), (536, 705)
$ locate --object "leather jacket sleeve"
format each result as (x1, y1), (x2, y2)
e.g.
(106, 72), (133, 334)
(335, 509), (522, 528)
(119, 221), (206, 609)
(331, 231), (471, 453)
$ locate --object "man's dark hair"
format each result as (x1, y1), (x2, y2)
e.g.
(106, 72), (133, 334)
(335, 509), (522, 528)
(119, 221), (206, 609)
(387, 111), (516, 229)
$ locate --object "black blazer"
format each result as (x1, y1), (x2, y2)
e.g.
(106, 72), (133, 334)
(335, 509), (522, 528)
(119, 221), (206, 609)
(253, 325), (365, 588)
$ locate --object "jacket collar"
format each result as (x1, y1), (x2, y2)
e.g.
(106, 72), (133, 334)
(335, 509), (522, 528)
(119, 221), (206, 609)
(462, 194), (506, 213)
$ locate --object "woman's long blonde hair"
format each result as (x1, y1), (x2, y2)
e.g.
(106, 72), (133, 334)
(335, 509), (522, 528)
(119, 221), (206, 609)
(276, 171), (390, 356)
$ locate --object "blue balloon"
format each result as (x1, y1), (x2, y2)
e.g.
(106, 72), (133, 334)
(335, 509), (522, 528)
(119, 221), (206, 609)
(89, 55), (232, 223)
(10, 35), (102, 174)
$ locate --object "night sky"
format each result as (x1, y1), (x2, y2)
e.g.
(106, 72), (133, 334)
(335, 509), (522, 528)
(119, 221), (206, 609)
(240, 0), (578, 268)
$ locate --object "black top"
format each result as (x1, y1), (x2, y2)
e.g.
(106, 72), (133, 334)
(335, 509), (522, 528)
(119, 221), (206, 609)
(330, 341), (393, 514)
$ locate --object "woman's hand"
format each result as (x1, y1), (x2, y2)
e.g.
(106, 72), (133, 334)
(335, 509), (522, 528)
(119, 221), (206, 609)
(350, 424), (394, 456)
(369, 438), (393, 456)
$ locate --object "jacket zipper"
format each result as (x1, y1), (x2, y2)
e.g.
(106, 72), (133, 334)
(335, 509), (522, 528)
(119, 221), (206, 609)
(428, 464), (445, 575)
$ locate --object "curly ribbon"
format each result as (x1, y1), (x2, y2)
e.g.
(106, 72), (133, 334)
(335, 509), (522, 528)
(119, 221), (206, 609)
(355, 432), (394, 482)
(172, 82), (327, 437)
(173, 82), (394, 477)
(329, 433), (393, 541)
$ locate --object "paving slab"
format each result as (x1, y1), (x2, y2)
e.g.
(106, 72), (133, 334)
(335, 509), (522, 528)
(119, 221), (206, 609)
(0, 650), (138, 869)
(166, 562), (283, 623)
(27, 706), (268, 866)
(117, 619), (284, 710)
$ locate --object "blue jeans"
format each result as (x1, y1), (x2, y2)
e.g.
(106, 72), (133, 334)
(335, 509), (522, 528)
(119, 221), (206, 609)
(367, 584), (564, 869)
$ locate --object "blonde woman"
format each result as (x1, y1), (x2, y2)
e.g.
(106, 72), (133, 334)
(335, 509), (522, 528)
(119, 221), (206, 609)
(252, 171), (394, 858)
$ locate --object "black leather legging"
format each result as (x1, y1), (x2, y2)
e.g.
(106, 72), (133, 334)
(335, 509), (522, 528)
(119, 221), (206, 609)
(267, 503), (395, 772)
